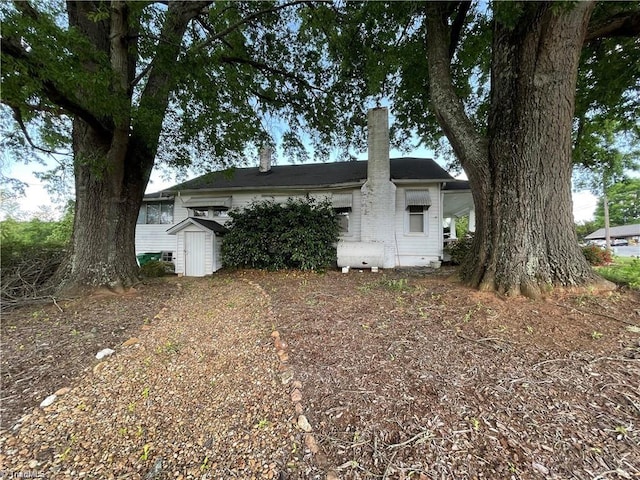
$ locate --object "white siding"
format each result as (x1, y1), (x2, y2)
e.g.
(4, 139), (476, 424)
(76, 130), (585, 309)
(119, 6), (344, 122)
(137, 182), (446, 272)
(175, 230), (185, 274)
(393, 184), (443, 266)
(173, 202), (189, 223)
(135, 225), (177, 255)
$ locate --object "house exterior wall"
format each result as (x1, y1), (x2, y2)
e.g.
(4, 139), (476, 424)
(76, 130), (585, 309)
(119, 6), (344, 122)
(175, 228), (185, 274)
(393, 185), (442, 266)
(134, 225), (177, 255)
(136, 182), (445, 270)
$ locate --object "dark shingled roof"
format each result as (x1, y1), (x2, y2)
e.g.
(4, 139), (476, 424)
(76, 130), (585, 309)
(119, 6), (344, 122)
(191, 218), (228, 234)
(585, 224), (640, 240)
(160, 157), (454, 193)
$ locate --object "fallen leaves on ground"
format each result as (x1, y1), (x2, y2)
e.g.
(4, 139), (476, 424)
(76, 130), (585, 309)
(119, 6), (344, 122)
(1, 268), (639, 480)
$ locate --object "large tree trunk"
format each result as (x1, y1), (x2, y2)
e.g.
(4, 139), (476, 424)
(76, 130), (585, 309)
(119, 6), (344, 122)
(58, 120), (147, 291)
(54, 1), (207, 292)
(427, 1), (608, 297)
(469, 2), (600, 297)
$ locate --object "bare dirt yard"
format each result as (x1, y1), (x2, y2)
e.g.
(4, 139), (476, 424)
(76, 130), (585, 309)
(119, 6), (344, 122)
(1, 268), (639, 479)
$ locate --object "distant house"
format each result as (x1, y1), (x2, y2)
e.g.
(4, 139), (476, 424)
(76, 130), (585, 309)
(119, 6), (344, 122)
(585, 224), (640, 245)
(135, 108), (475, 276)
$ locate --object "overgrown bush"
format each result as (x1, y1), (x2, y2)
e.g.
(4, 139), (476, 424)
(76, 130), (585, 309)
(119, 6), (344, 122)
(444, 234), (474, 265)
(582, 245), (612, 266)
(221, 198), (340, 271)
(140, 260), (174, 278)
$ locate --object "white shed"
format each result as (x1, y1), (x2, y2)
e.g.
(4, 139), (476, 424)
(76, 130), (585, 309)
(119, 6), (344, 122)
(166, 218), (227, 276)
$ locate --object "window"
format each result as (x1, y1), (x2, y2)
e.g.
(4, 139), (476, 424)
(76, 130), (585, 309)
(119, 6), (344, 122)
(192, 208), (208, 217)
(334, 207), (351, 234)
(405, 190), (431, 234)
(212, 208), (229, 218)
(332, 193), (353, 235)
(161, 251), (173, 262)
(188, 207), (229, 218)
(408, 206), (425, 233)
(137, 202), (173, 224)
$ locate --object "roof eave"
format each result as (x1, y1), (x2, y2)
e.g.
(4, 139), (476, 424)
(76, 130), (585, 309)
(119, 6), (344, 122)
(165, 181), (366, 194)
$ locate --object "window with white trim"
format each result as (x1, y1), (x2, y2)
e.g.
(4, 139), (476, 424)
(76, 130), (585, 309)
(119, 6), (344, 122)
(137, 202), (174, 224)
(408, 206), (426, 233)
(188, 207), (229, 218)
(212, 208), (229, 218)
(332, 193), (353, 235)
(192, 208), (209, 217)
(405, 190), (431, 234)
(334, 207), (351, 234)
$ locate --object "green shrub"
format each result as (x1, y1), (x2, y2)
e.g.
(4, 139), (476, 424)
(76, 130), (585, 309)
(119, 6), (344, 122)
(596, 258), (640, 289)
(581, 245), (612, 266)
(140, 260), (174, 278)
(444, 234), (474, 265)
(221, 198), (340, 271)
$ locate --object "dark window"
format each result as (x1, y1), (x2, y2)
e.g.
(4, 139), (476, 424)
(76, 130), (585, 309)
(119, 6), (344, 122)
(334, 207), (351, 234)
(137, 202), (173, 224)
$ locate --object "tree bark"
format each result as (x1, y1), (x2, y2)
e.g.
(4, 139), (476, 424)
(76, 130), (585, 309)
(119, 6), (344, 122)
(427, 1), (608, 297)
(56, 1), (208, 292)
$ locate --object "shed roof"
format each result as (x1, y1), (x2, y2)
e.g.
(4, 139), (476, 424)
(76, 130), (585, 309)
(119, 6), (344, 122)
(166, 217), (228, 235)
(149, 157), (455, 196)
(585, 224), (640, 239)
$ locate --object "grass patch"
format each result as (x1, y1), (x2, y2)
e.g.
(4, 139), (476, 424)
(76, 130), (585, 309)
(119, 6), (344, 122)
(596, 257), (640, 289)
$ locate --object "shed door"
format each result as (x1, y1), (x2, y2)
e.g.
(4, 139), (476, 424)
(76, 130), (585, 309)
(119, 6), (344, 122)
(184, 231), (206, 277)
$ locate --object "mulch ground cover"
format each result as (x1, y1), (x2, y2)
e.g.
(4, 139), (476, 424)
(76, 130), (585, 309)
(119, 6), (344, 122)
(1, 268), (639, 479)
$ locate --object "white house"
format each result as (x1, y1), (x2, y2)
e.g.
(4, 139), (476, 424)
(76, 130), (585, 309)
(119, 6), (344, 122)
(135, 108), (475, 276)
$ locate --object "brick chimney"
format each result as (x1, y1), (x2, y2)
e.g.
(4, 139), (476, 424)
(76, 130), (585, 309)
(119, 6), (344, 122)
(367, 107), (390, 183)
(259, 146), (272, 173)
(360, 107), (397, 268)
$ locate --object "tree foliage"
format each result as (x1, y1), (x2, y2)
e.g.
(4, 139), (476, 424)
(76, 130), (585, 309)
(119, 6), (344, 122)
(306, 1), (639, 297)
(0, 0), (360, 177)
(221, 198), (339, 271)
(594, 178), (640, 226)
(0, 0), (360, 290)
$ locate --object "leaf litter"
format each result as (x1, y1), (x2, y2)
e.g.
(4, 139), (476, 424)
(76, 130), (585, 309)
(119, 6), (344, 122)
(1, 269), (639, 479)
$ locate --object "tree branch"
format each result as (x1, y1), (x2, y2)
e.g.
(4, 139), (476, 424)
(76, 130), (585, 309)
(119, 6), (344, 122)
(9, 106), (72, 157)
(13, 0), (39, 20)
(1, 36), (112, 136)
(449, 1), (471, 60)
(585, 10), (640, 41)
(220, 55), (326, 93)
(424, 3), (488, 174)
(196, 1), (313, 50)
